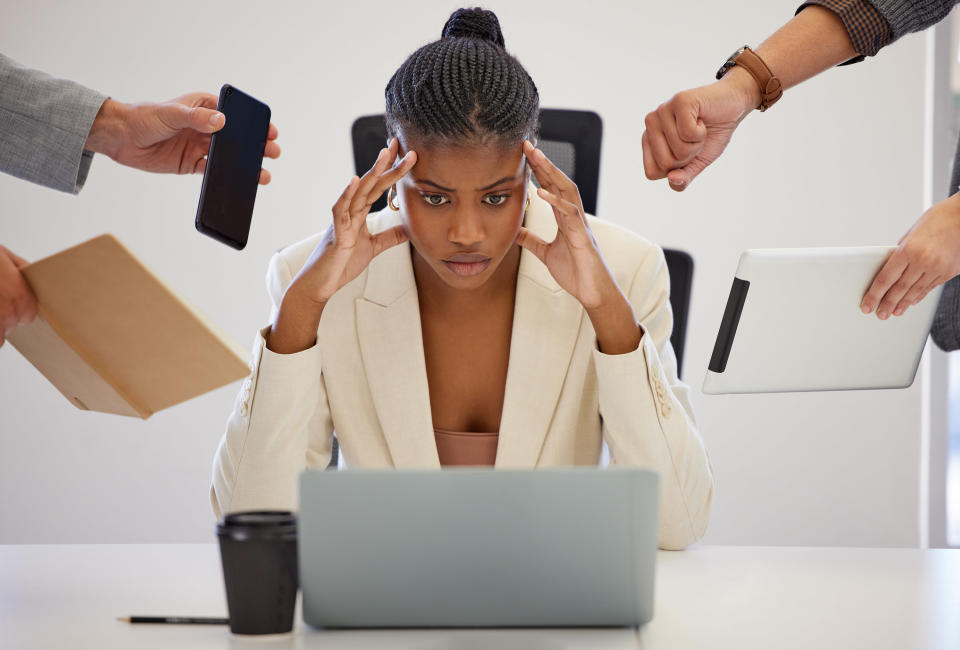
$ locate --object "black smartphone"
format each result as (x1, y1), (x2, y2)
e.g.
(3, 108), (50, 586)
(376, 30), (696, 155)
(194, 84), (271, 250)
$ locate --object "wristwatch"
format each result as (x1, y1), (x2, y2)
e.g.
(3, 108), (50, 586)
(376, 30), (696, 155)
(716, 46), (783, 112)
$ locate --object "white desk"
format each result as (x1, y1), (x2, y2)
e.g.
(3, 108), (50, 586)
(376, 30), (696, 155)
(1, 545), (957, 649)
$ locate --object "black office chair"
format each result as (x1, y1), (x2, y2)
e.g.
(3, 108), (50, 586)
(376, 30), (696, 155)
(331, 111), (693, 468)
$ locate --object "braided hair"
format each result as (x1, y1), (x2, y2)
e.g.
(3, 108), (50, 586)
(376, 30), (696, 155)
(385, 7), (540, 147)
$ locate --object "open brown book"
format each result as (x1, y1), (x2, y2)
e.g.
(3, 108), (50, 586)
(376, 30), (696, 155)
(8, 234), (249, 419)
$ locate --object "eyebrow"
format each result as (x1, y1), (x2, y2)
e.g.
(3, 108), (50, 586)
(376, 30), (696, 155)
(414, 176), (519, 193)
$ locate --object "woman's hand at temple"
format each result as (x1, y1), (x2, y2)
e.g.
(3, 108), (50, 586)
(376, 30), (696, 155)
(267, 139), (417, 353)
(516, 141), (642, 355)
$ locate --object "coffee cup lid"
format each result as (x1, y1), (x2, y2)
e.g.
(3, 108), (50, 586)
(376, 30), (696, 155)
(217, 510), (297, 540)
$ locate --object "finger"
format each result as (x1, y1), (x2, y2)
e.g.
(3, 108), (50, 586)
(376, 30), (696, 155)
(263, 141), (282, 159)
(367, 150), (418, 206)
(6, 250), (29, 268)
(875, 263), (924, 320)
(524, 141), (571, 198)
(350, 147), (394, 214)
(0, 330), (5, 347)
(657, 102), (700, 167)
(370, 225), (410, 257)
(267, 123), (279, 141)
(523, 140), (551, 189)
(186, 92), (219, 110)
(332, 176), (361, 233)
(641, 131), (666, 181)
(537, 187), (585, 233)
(644, 114), (682, 177)
(861, 250), (909, 315)
(915, 280), (944, 305)
(905, 274), (945, 309)
(673, 96), (708, 144)
(892, 272), (935, 316)
(515, 226), (550, 264)
(158, 102), (224, 133)
(15, 288), (37, 324)
(534, 147), (577, 202)
(258, 168), (272, 185)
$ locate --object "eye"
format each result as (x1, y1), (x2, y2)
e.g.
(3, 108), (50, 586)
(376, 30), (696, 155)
(420, 193), (449, 206)
(483, 194), (510, 206)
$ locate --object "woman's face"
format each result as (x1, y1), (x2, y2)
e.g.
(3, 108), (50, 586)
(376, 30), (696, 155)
(395, 138), (529, 291)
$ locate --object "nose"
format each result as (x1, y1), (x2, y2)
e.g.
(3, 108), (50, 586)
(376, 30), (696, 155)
(447, 205), (485, 247)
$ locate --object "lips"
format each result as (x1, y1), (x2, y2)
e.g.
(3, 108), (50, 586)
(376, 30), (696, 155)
(443, 253), (491, 277)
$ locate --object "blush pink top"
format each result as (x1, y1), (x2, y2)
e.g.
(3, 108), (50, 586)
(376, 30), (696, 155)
(434, 429), (499, 466)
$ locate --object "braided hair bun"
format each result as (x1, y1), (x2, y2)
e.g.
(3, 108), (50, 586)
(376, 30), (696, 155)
(385, 7), (539, 146)
(441, 7), (505, 48)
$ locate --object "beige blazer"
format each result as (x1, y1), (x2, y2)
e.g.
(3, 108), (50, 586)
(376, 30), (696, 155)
(211, 192), (714, 550)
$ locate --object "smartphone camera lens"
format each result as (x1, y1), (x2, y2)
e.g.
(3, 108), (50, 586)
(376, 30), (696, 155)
(225, 87), (233, 95)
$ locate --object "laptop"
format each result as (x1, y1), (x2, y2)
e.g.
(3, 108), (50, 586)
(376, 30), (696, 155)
(298, 467), (659, 628)
(703, 246), (942, 394)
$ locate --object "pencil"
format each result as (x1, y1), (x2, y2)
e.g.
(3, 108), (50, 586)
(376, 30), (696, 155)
(117, 616), (229, 625)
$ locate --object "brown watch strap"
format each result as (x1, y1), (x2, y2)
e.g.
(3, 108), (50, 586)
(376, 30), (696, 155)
(733, 47), (782, 112)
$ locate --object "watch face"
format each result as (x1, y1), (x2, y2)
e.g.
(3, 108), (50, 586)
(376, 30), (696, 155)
(716, 46), (748, 80)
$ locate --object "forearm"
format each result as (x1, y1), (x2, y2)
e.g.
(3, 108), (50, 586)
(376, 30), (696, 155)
(587, 290), (642, 355)
(757, 5), (858, 89)
(267, 284), (327, 354)
(720, 5), (858, 111)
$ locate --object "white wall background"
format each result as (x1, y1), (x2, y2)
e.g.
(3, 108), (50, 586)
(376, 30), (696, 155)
(0, 0), (931, 546)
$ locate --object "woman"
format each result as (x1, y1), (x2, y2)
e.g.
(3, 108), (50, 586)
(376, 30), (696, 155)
(211, 8), (713, 550)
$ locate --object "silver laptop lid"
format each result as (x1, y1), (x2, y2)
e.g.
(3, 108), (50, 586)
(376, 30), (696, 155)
(299, 468), (659, 628)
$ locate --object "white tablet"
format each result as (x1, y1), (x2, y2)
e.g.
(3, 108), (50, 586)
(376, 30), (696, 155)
(703, 247), (942, 394)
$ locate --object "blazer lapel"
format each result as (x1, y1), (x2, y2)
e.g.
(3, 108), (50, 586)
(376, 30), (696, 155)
(356, 242), (440, 468)
(495, 195), (585, 467)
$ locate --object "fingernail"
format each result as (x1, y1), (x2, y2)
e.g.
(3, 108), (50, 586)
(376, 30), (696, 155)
(671, 179), (686, 187)
(878, 311), (888, 320)
(894, 307), (903, 316)
(860, 304), (871, 314)
(210, 112), (224, 126)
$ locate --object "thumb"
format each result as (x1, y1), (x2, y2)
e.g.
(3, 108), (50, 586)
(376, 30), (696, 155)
(158, 102), (225, 133)
(667, 156), (711, 192)
(370, 225), (410, 257)
(515, 227), (549, 264)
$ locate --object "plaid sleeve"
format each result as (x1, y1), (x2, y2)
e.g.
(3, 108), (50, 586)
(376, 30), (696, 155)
(797, 0), (893, 60)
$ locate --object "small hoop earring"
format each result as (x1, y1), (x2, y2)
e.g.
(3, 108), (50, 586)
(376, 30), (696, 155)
(388, 186), (400, 211)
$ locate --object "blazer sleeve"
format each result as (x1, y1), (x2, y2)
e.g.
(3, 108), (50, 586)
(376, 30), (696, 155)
(0, 53), (107, 194)
(931, 275), (960, 351)
(593, 245), (714, 551)
(210, 252), (335, 520)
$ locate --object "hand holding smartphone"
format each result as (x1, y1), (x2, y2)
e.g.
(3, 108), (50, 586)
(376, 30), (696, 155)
(195, 84), (271, 250)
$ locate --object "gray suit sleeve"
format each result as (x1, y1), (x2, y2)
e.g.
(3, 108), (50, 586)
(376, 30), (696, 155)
(931, 276), (960, 351)
(869, 0), (960, 39)
(0, 53), (108, 194)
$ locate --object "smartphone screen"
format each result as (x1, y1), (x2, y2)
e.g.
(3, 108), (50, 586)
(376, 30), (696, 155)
(194, 84), (271, 250)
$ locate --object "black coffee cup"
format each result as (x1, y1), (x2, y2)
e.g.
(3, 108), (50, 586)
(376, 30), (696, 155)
(216, 510), (298, 635)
